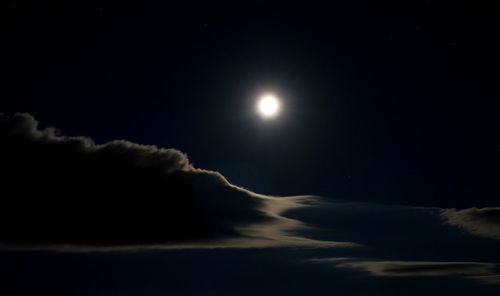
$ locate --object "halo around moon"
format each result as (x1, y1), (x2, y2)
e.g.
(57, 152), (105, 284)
(257, 94), (281, 119)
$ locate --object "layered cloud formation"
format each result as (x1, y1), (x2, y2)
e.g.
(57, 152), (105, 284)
(0, 113), (351, 250)
(2, 113), (500, 292)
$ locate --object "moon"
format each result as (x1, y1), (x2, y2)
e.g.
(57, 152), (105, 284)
(257, 94), (281, 119)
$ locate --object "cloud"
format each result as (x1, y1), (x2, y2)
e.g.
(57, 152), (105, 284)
(311, 258), (500, 285)
(471, 275), (500, 286)
(0, 113), (351, 250)
(297, 200), (500, 287)
(335, 259), (495, 277)
(441, 207), (500, 240)
(2, 112), (498, 295)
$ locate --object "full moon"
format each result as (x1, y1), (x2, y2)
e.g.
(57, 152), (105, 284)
(257, 94), (281, 118)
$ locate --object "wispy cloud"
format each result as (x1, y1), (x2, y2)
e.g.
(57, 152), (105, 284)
(441, 207), (500, 240)
(310, 258), (500, 285)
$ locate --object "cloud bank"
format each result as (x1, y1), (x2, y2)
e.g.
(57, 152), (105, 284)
(0, 113), (348, 250)
(2, 112), (499, 292)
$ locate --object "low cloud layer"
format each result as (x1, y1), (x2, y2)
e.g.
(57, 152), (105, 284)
(441, 207), (500, 240)
(2, 113), (500, 292)
(0, 113), (347, 250)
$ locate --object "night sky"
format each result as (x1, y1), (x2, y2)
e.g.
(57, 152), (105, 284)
(2, 1), (500, 295)
(4, 0), (500, 207)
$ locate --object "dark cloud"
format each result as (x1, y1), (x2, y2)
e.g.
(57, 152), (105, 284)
(441, 207), (500, 240)
(0, 113), (347, 250)
(2, 112), (499, 294)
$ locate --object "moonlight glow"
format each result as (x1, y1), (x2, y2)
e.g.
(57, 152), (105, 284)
(257, 94), (281, 118)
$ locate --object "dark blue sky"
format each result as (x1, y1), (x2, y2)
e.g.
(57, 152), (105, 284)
(4, 0), (500, 207)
